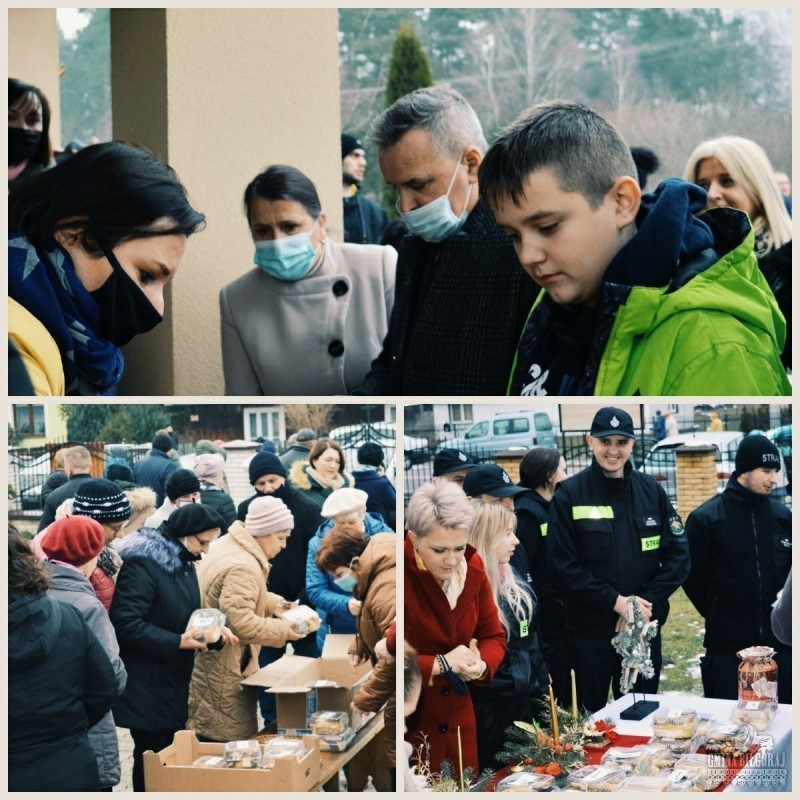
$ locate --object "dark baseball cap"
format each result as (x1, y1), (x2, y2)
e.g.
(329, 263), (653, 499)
(590, 407), (636, 439)
(295, 428), (317, 443)
(433, 448), (476, 476)
(463, 464), (525, 499)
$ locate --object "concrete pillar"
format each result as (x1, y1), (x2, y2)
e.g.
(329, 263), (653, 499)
(675, 444), (718, 523)
(8, 9), (62, 148)
(110, 9), (342, 395)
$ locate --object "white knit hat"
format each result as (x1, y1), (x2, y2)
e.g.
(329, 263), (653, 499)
(321, 488), (369, 519)
(245, 495), (294, 537)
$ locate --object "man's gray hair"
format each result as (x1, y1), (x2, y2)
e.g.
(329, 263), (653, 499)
(368, 85), (488, 157)
(406, 481), (476, 538)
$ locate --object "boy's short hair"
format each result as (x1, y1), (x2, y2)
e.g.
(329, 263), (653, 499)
(480, 100), (637, 210)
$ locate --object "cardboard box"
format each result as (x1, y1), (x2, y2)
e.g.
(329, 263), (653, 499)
(143, 730), (320, 792)
(241, 634), (371, 736)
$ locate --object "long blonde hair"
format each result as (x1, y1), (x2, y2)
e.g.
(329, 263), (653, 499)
(468, 501), (534, 636)
(683, 136), (792, 253)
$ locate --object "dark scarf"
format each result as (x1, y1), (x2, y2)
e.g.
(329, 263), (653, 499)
(9, 232), (124, 394)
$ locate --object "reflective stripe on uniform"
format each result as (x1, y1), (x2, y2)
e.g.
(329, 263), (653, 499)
(572, 505), (614, 520)
(641, 535), (660, 552)
(540, 522), (548, 537)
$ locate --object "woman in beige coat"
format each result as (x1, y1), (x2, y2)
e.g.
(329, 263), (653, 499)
(220, 164), (396, 395)
(188, 496), (305, 741)
(316, 528), (396, 789)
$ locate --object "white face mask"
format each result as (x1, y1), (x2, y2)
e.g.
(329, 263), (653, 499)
(398, 155), (472, 243)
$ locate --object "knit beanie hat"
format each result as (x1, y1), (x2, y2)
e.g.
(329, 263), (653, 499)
(245, 495), (294, 537)
(321, 487), (369, 519)
(735, 434), (781, 474)
(105, 463), (135, 483)
(161, 503), (226, 540)
(194, 453), (225, 481)
(260, 440), (277, 454)
(166, 469), (201, 502)
(341, 133), (363, 159)
(41, 516), (105, 566)
(249, 451), (287, 484)
(152, 432), (173, 453)
(195, 439), (228, 460)
(73, 478), (132, 522)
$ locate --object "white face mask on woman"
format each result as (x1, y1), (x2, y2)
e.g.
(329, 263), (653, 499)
(398, 157), (471, 243)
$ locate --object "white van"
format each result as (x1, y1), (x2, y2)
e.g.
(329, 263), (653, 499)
(437, 411), (556, 460)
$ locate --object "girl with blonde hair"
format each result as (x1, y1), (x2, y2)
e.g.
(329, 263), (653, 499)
(467, 501), (548, 772)
(684, 136), (792, 368)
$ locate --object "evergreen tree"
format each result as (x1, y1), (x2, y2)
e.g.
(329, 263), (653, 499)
(61, 404), (115, 442)
(381, 21), (434, 215)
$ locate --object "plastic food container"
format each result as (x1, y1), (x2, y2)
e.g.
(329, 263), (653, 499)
(223, 740), (262, 768)
(260, 737), (308, 769)
(186, 608), (225, 644)
(731, 699), (775, 731)
(618, 773), (672, 791)
(704, 722), (755, 757)
(497, 772), (556, 792)
(282, 605), (322, 635)
(568, 765), (627, 792)
(310, 711), (349, 735)
(647, 735), (701, 756)
(191, 755), (228, 769)
(652, 708), (698, 739)
(673, 754), (725, 791)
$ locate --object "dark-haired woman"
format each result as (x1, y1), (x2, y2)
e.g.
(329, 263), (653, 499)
(9, 528), (118, 792)
(290, 438), (355, 509)
(220, 164), (396, 395)
(9, 141), (205, 396)
(8, 78), (53, 189)
(515, 446), (570, 703)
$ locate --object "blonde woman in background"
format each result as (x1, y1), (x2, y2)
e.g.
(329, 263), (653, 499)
(684, 136), (792, 370)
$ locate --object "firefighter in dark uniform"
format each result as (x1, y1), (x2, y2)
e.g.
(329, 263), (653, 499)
(683, 434), (792, 702)
(548, 407), (691, 712)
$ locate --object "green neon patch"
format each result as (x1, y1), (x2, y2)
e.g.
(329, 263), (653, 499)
(641, 535), (661, 552)
(540, 522), (548, 537)
(520, 619), (529, 637)
(572, 505), (614, 520)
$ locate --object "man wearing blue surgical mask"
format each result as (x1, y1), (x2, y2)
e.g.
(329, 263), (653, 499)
(351, 86), (537, 396)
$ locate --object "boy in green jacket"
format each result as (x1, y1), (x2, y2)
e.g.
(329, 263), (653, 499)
(478, 101), (790, 396)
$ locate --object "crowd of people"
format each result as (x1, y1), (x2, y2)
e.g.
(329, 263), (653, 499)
(9, 428), (397, 792)
(8, 78), (792, 397)
(402, 407), (792, 788)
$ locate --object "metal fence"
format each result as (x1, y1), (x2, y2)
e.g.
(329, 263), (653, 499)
(7, 441), (151, 516)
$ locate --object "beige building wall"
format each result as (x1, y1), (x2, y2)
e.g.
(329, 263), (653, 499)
(8, 9), (62, 148)
(112, 9), (343, 395)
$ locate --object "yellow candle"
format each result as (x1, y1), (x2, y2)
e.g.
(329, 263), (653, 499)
(457, 725), (464, 792)
(571, 669), (578, 721)
(549, 685), (560, 744)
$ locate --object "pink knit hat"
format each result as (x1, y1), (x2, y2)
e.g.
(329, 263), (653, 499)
(194, 452), (225, 480)
(245, 495), (294, 537)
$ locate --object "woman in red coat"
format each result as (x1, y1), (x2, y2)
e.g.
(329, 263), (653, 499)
(404, 482), (506, 776)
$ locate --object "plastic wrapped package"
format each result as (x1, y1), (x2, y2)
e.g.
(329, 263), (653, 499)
(731, 699), (775, 731)
(282, 605), (321, 634)
(703, 723), (754, 758)
(600, 745), (653, 774)
(652, 708), (698, 739)
(647, 734), (702, 756)
(223, 740), (262, 768)
(310, 711), (350, 735)
(568, 765), (627, 792)
(186, 608), (226, 645)
(496, 772), (556, 792)
(672, 754), (725, 791)
(618, 773), (672, 791)
(260, 737), (308, 769)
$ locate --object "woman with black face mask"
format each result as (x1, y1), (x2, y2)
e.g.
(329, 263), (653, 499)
(8, 78), (53, 189)
(8, 140), (205, 395)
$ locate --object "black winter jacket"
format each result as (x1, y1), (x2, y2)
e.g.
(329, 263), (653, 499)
(548, 459), (690, 637)
(353, 200), (537, 395)
(110, 528), (201, 732)
(133, 449), (178, 506)
(684, 476), (792, 651)
(758, 241), (791, 370)
(199, 484), (237, 532)
(236, 483), (323, 605)
(40, 468), (68, 509)
(9, 591), (118, 792)
(343, 192), (388, 245)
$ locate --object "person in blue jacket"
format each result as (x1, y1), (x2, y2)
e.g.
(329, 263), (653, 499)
(352, 442), (397, 531)
(306, 487), (393, 650)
